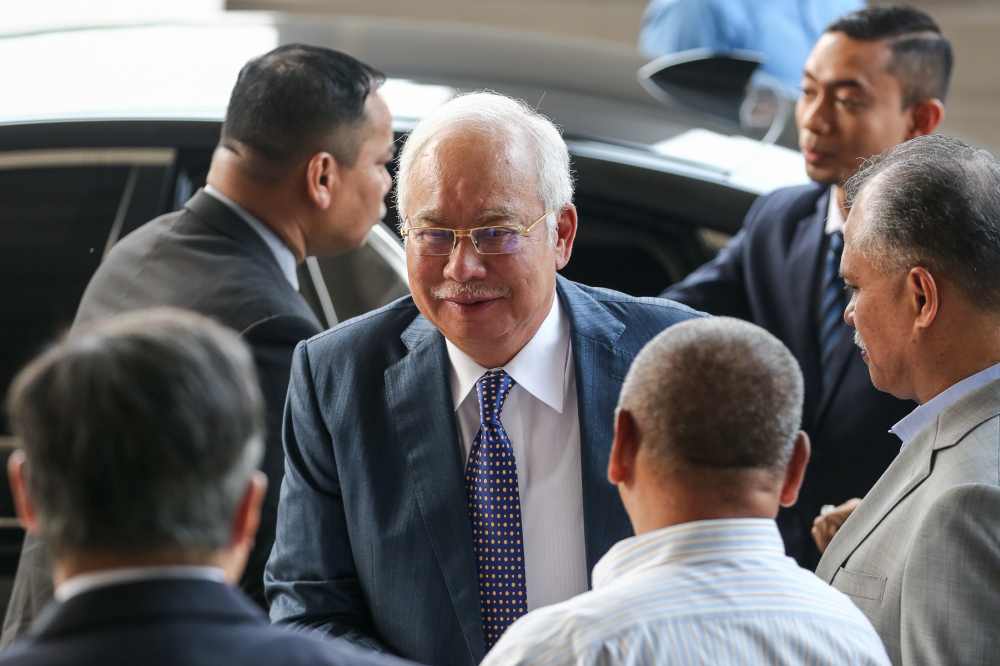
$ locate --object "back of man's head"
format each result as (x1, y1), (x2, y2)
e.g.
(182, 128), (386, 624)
(826, 5), (952, 105)
(6, 308), (263, 562)
(618, 317), (804, 495)
(221, 43), (385, 168)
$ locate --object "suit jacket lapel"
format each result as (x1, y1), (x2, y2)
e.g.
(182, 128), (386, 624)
(786, 189), (828, 424)
(385, 317), (484, 663)
(815, 425), (933, 581)
(556, 277), (633, 579)
(815, 380), (1000, 581)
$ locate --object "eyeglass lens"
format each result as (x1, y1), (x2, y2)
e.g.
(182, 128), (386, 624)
(409, 227), (522, 255)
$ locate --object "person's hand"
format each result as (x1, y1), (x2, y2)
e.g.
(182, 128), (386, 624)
(811, 498), (861, 553)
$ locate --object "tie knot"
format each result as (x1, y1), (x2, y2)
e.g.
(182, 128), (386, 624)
(475, 369), (515, 426)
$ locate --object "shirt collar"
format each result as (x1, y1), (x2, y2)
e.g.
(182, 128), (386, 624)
(203, 185), (299, 290)
(446, 293), (569, 413)
(592, 518), (785, 589)
(55, 565), (226, 603)
(825, 188), (844, 235)
(891, 361), (1000, 449)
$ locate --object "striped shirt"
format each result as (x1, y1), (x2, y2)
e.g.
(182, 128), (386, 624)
(482, 519), (890, 666)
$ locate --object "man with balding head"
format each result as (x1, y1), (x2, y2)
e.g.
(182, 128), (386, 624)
(483, 317), (889, 665)
(265, 91), (699, 665)
(816, 134), (1000, 665)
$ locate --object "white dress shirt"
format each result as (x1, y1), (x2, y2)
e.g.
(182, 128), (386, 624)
(891, 361), (1000, 449)
(483, 519), (890, 666)
(55, 565), (225, 602)
(203, 185), (299, 290)
(825, 188), (844, 235)
(446, 293), (588, 611)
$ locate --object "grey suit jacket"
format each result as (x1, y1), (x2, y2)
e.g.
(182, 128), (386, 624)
(265, 276), (701, 665)
(815, 379), (1000, 665)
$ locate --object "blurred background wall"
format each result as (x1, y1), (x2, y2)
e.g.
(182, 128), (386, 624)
(227, 0), (999, 153)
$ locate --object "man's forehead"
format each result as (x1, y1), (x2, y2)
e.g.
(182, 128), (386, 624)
(805, 32), (894, 85)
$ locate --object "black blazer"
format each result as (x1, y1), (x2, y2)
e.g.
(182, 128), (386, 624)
(0, 578), (411, 666)
(1, 190), (322, 643)
(665, 183), (914, 568)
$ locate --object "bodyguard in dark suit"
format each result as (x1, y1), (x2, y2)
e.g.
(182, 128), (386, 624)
(266, 92), (700, 665)
(1, 309), (409, 666)
(1, 44), (396, 643)
(664, 6), (952, 568)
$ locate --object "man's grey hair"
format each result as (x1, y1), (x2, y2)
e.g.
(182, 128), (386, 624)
(6, 307), (263, 558)
(395, 91), (574, 239)
(845, 134), (1000, 312)
(618, 317), (804, 472)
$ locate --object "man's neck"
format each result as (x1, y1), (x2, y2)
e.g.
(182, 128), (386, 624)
(206, 149), (307, 261)
(53, 550), (225, 588)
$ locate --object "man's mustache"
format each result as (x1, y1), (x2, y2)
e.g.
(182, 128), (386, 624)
(431, 282), (511, 300)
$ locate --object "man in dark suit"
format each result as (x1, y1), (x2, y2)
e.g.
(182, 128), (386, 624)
(265, 91), (700, 665)
(663, 5), (951, 568)
(1, 44), (396, 642)
(1, 308), (409, 666)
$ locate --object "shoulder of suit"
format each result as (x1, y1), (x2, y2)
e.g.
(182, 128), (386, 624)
(571, 281), (705, 320)
(303, 294), (418, 348)
(745, 182), (827, 226)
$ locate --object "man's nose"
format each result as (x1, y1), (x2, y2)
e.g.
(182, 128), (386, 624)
(443, 236), (487, 282)
(798, 97), (832, 135)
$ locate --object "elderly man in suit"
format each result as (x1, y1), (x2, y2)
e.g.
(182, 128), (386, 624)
(663, 5), (952, 568)
(814, 134), (1000, 665)
(0, 308), (408, 666)
(265, 91), (700, 665)
(1, 44), (395, 642)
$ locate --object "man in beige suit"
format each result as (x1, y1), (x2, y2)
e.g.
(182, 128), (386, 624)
(815, 134), (1000, 665)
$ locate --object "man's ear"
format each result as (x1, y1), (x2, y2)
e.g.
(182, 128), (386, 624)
(779, 432), (811, 508)
(553, 204), (578, 271)
(908, 266), (939, 331)
(608, 408), (640, 487)
(221, 471), (267, 584)
(907, 98), (944, 138)
(306, 151), (339, 210)
(7, 450), (38, 534)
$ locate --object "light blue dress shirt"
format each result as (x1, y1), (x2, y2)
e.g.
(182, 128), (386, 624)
(639, 0), (864, 97)
(203, 185), (299, 290)
(891, 361), (1000, 449)
(483, 518), (890, 665)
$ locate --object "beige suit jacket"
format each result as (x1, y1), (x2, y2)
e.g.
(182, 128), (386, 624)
(815, 379), (1000, 665)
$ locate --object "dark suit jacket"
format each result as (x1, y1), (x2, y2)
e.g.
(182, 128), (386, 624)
(664, 183), (914, 568)
(0, 578), (411, 666)
(265, 276), (701, 665)
(1, 190), (322, 643)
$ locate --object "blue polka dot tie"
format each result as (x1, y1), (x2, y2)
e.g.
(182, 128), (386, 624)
(465, 369), (527, 649)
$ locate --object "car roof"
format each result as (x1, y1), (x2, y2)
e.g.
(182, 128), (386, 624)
(0, 13), (807, 194)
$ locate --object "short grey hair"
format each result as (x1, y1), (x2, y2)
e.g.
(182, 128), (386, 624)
(845, 134), (1000, 312)
(395, 91), (574, 237)
(6, 307), (263, 558)
(618, 317), (804, 471)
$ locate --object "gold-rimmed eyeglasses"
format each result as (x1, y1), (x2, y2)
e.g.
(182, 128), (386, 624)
(400, 211), (551, 256)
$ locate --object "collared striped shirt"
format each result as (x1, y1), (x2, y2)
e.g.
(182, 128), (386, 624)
(482, 518), (890, 666)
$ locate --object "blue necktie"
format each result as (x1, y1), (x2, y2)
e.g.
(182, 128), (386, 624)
(464, 369), (527, 649)
(819, 230), (846, 389)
